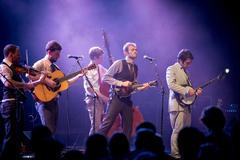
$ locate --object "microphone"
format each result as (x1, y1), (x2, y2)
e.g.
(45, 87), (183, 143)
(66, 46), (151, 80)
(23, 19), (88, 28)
(67, 54), (84, 59)
(143, 55), (155, 61)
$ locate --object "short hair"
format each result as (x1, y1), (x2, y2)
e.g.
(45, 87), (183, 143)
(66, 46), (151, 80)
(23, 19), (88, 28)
(136, 121), (157, 133)
(200, 106), (226, 130)
(123, 42), (136, 52)
(3, 44), (19, 57)
(45, 40), (62, 52)
(177, 49), (194, 62)
(88, 46), (104, 60)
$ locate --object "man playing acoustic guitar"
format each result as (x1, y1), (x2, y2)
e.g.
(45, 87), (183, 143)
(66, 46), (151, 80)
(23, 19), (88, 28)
(166, 49), (202, 159)
(98, 42), (149, 139)
(29, 40), (84, 134)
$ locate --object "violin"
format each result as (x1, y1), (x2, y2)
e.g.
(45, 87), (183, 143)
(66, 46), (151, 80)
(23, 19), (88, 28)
(14, 64), (41, 76)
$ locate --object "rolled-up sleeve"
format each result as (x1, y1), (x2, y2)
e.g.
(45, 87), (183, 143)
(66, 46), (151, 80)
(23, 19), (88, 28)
(32, 60), (44, 71)
(103, 60), (123, 87)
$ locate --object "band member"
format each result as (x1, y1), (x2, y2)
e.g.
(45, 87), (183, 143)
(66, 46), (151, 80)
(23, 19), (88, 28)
(29, 40), (83, 134)
(166, 49), (202, 159)
(98, 42), (149, 139)
(0, 44), (45, 159)
(83, 47), (109, 135)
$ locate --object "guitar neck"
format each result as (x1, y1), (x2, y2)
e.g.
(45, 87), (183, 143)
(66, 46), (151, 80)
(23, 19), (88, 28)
(131, 80), (157, 89)
(58, 70), (83, 83)
(198, 77), (218, 89)
(131, 84), (143, 89)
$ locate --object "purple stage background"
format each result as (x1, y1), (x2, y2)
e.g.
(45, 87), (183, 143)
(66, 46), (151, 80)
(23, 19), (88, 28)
(1, 0), (239, 150)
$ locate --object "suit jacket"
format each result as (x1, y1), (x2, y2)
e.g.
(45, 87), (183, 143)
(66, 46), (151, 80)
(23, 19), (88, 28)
(166, 62), (191, 112)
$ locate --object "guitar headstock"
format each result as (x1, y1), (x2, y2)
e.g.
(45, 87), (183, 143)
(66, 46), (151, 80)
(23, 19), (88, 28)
(148, 80), (158, 87)
(87, 63), (97, 70)
(217, 68), (230, 80)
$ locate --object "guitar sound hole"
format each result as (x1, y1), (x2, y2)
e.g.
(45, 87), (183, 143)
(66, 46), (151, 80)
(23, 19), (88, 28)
(48, 79), (60, 92)
(52, 82), (61, 91)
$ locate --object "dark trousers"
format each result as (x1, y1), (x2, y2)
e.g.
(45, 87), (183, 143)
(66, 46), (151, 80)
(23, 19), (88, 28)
(35, 99), (59, 134)
(98, 94), (133, 139)
(0, 112), (4, 151)
(0, 101), (24, 160)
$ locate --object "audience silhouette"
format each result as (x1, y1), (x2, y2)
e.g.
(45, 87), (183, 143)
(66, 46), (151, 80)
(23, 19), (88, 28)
(177, 127), (205, 160)
(200, 106), (232, 160)
(109, 132), (130, 160)
(1, 104), (237, 160)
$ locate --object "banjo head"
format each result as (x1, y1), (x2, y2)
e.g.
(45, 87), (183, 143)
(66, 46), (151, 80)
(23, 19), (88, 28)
(179, 95), (197, 106)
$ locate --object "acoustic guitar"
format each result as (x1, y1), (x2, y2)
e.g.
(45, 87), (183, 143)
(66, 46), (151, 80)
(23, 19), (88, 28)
(33, 63), (96, 102)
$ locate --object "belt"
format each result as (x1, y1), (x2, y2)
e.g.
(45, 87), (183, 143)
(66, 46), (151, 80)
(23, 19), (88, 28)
(1, 98), (23, 103)
(86, 94), (99, 99)
(1, 98), (16, 103)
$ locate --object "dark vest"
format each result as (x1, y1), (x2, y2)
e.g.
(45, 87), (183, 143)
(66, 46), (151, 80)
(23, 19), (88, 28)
(113, 59), (138, 82)
(1, 62), (26, 101)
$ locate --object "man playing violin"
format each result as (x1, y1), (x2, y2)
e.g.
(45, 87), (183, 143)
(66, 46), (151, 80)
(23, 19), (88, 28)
(166, 49), (202, 159)
(28, 40), (83, 134)
(98, 42), (149, 139)
(0, 44), (45, 160)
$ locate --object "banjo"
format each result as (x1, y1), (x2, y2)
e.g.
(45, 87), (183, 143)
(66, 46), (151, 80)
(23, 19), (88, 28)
(176, 68), (229, 107)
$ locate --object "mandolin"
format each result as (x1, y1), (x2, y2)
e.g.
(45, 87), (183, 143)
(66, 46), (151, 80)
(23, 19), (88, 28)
(115, 80), (158, 98)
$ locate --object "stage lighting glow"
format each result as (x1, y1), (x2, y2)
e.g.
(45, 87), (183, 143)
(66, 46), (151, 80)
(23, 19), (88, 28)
(225, 68), (230, 74)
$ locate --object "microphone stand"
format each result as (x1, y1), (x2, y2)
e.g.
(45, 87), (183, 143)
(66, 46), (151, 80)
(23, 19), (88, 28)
(150, 60), (165, 136)
(75, 59), (99, 134)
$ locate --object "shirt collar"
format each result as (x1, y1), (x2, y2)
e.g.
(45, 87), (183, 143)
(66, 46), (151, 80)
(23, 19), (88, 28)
(3, 58), (12, 66)
(176, 62), (182, 68)
(176, 62), (188, 72)
(44, 55), (53, 65)
(125, 56), (134, 64)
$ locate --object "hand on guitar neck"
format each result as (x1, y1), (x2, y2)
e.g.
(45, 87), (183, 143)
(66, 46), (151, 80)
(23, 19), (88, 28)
(136, 82), (150, 91)
(121, 81), (151, 91)
(116, 80), (158, 98)
(188, 87), (203, 96)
